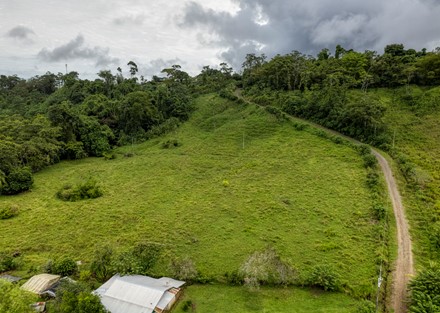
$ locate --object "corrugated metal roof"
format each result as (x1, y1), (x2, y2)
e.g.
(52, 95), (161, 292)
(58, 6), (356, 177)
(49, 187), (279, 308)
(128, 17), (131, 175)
(94, 275), (185, 313)
(21, 274), (61, 294)
(156, 291), (174, 310)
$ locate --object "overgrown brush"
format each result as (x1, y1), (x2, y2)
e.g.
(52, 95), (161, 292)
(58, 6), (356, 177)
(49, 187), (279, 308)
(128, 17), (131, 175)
(56, 179), (103, 201)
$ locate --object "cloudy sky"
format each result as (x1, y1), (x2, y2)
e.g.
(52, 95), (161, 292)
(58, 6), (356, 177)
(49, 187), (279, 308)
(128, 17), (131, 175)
(1, 0), (440, 79)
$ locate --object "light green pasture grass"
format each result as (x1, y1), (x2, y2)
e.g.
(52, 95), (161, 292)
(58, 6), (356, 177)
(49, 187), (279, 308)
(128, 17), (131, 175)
(173, 284), (359, 313)
(1, 94), (380, 299)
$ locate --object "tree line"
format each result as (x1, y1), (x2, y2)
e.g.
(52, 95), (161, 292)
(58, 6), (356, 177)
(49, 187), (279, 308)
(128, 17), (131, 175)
(1, 44), (440, 195)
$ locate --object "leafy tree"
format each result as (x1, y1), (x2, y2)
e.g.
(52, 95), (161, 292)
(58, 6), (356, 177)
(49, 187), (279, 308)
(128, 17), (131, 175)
(127, 61), (138, 78)
(48, 280), (108, 313)
(117, 91), (160, 136)
(0, 280), (36, 313)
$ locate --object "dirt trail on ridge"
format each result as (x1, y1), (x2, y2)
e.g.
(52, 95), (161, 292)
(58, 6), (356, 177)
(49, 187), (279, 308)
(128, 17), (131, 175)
(372, 150), (414, 313)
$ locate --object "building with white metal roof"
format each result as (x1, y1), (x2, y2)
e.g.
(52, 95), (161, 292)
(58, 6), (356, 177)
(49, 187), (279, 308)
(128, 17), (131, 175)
(21, 274), (61, 294)
(94, 275), (185, 313)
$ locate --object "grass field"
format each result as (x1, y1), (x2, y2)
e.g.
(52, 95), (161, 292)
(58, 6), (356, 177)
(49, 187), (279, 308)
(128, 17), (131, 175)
(173, 284), (360, 313)
(1, 94), (386, 310)
(376, 87), (440, 266)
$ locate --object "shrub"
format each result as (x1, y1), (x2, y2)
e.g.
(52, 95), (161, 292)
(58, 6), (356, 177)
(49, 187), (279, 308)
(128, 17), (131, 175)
(56, 179), (103, 202)
(0, 205), (18, 220)
(224, 270), (244, 285)
(45, 257), (78, 276)
(48, 279), (109, 313)
(1, 167), (33, 195)
(169, 257), (198, 282)
(366, 169), (380, 189)
(357, 144), (371, 156)
(161, 139), (181, 149)
(239, 247), (296, 289)
(0, 280), (36, 313)
(182, 300), (195, 312)
(102, 152), (116, 160)
(355, 300), (376, 313)
(90, 246), (114, 282)
(362, 154), (378, 169)
(372, 204), (387, 221)
(0, 252), (19, 272)
(113, 242), (162, 276)
(409, 262), (440, 312)
(306, 264), (341, 291)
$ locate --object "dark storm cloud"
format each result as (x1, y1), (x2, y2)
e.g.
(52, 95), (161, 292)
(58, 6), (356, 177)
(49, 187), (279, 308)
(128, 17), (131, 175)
(180, 0), (440, 68)
(38, 35), (119, 66)
(6, 25), (35, 41)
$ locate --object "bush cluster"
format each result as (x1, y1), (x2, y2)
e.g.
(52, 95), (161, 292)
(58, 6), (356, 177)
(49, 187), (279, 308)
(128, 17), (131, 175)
(306, 264), (341, 291)
(0, 205), (19, 220)
(44, 257), (78, 276)
(56, 179), (103, 202)
(0, 252), (20, 272)
(0, 167), (33, 195)
(161, 139), (181, 149)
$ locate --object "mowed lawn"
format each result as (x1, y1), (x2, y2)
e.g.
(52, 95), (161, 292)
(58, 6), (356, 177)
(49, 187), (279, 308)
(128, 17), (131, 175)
(1, 94), (379, 299)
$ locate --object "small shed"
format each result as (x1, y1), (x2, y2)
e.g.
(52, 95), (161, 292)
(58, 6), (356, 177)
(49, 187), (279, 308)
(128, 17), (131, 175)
(21, 274), (61, 295)
(94, 274), (185, 313)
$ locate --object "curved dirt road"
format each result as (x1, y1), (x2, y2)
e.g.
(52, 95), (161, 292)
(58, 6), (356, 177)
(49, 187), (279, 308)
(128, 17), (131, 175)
(372, 150), (414, 313)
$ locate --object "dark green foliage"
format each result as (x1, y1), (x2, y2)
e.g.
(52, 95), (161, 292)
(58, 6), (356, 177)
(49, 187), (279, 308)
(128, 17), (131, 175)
(0, 252), (19, 272)
(224, 270), (244, 285)
(45, 257), (78, 276)
(0, 205), (19, 220)
(63, 141), (87, 160)
(0, 280), (36, 313)
(56, 179), (103, 202)
(409, 263), (440, 313)
(429, 222), (440, 255)
(102, 152), (116, 160)
(161, 139), (181, 149)
(146, 117), (181, 138)
(306, 265), (341, 291)
(366, 169), (379, 189)
(113, 242), (162, 276)
(48, 279), (108, 313)
(362, 154), (377, 169)
(355, 300), (376, 313)
(182, 300), (195, 312)
(372, 204), (387, 221)
(1, 167), (33, 195)
(90, 246), (114, 282)
(218, 88), (238, 101)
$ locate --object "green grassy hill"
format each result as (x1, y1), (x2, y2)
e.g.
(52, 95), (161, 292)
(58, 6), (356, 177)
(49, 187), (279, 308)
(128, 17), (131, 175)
(376, 87), (440, 266)
(0, 94), (386, 312)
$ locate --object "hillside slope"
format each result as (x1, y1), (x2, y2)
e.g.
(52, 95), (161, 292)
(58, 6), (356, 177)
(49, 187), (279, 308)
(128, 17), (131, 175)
(0, 94), (386, 311)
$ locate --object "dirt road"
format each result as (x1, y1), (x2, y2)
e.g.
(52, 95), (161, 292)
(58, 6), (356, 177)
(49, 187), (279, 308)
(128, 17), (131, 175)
(372, 150), (414, 313)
